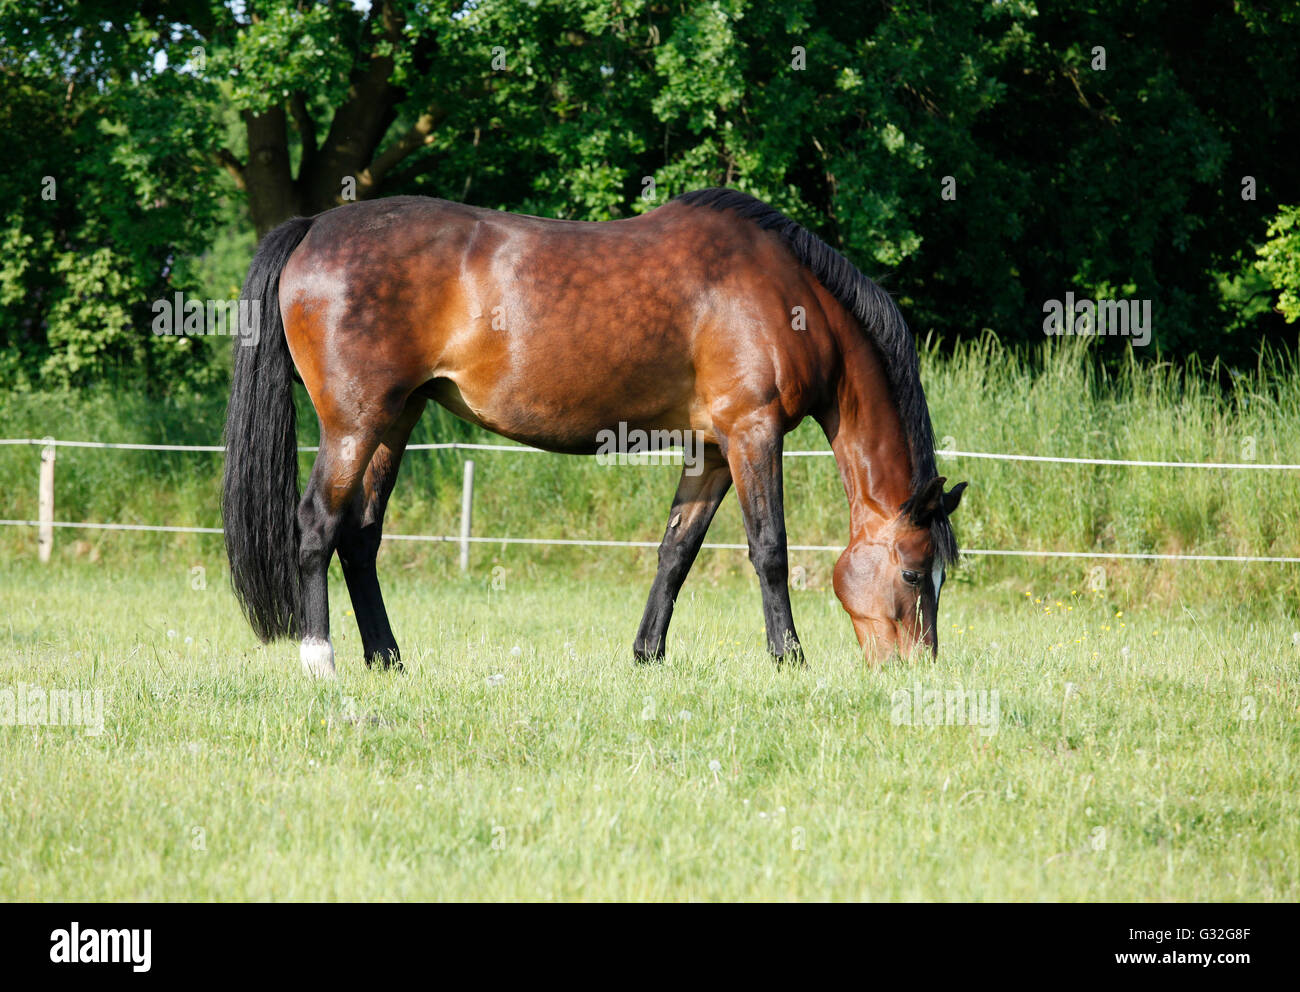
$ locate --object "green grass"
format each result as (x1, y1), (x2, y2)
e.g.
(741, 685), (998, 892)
(2, 341), (1299, 899)
(1, 554), (1296, 901)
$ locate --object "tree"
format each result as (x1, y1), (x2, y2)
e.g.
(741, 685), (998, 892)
(0, 6), (225, 387)
(3, 0), (1298, 390)
(1256, 206), (1300, 324)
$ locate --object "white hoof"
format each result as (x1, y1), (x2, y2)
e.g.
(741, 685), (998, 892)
(300, 637), (336, 679)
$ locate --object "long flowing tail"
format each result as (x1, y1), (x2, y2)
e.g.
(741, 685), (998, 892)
(221, 216), (315, 642)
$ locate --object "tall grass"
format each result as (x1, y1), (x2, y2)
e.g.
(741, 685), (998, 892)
(2, 338), (1297, 607)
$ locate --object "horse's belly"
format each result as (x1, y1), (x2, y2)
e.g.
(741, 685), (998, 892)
(426, 341), (705, 455)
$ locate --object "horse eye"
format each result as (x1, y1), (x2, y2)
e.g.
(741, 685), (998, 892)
(901, 569), (922, 587)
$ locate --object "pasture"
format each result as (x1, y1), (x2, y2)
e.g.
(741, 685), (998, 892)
(5, 0), (1297, 914)
(2, 340), (1298, 901)
(1, 554), (1297, 901)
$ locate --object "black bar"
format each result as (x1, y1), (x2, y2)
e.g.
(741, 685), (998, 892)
(0, 903), (1291, 982)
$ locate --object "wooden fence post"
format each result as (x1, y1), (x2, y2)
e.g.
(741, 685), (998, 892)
(38, 437), (55, 562)
(459, 459), (475, 571)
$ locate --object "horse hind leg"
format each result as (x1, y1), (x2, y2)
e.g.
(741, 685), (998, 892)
(296, 402), (408, 678)
(336, 397), (426, 670)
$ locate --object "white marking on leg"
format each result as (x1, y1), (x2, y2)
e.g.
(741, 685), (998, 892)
(300, 636), (336, 679)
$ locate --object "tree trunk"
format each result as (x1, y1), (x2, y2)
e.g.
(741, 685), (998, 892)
(237, 0), (420, 239)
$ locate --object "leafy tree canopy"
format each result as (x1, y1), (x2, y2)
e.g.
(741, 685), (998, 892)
(2, 0), (1297, 390)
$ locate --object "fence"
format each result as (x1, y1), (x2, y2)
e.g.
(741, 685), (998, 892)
(4, 436), (1300, 566)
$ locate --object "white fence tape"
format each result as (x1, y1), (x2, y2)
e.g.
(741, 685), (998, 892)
(2, 520), (1298, 564)
(3, 437), (1298, 564)
(3, 436), (1298, 469)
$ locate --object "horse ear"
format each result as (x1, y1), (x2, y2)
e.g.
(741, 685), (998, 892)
(905, 476), (947, 526)
(943, 481), (968, 516)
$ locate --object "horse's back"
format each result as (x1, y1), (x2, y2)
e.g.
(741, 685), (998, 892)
(279, 195), (833, 449)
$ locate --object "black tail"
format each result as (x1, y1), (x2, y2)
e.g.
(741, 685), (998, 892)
(222, 216), (315, 642)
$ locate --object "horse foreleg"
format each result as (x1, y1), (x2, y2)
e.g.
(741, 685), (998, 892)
(633, 446), (731, 662)
(724, 422), (804, 665)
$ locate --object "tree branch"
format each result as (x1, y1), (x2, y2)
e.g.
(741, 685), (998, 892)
(358, 108), (445, 194)
(300, 0), (408, 211)
(212, 148), (246, 190)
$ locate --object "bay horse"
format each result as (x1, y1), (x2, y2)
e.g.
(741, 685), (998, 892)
(222, 189), (965, 677)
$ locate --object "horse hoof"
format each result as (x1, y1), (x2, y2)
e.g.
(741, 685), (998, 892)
(364, 649), (403, 672)
(774, 650), (807, 669)
(300, 637), (336, 679)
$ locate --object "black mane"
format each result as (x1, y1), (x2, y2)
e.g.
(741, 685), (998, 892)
(674, 187), (957, 565)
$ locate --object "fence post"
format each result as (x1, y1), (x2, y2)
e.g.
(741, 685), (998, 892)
(459, 458), (475, 571)
(38, 437), (55, 562)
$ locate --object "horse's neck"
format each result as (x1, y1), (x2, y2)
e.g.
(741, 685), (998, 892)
(819, 336), (914, 538)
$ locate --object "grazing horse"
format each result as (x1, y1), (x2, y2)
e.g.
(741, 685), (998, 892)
(222, 189), (965, 677)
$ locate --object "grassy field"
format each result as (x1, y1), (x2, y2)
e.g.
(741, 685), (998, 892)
(1, 553), (1297, 901)
(2, 340), (1299, 900)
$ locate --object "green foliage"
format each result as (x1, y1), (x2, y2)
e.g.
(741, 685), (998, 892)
(218, 3), (361, 112)
(1256, 205), (1300, 323)
(2, 0), (1298, 391)
(0, 6), (232, 390)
